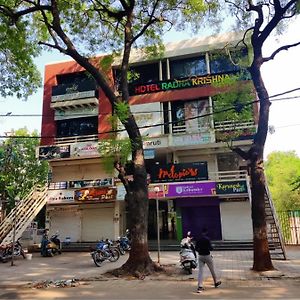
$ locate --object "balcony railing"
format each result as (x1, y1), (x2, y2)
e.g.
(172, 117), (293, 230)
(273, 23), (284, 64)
(209, 170), (248, 181)
(172, 123), (211, 134)
(55, 134), (98, 145)
(214, 120), (255, 131)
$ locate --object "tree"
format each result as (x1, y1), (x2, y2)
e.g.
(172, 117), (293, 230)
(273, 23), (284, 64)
(0, 0), (218, 276)
(0, 128), (48, 215)
(265, 151), (300, 211)
(218, 0), (300, 271)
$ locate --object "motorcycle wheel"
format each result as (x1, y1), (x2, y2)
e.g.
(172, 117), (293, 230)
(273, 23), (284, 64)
(92, 251), (103, 267)
(118, 246), (125, 255)
(108, 248), (120, 262)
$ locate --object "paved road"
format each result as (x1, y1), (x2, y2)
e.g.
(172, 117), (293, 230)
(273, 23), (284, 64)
(0, 278), (300, 299)
(0, 247), (299, 299)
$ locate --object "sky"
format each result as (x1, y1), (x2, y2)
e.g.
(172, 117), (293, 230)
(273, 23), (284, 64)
(0, 17), (299, 160)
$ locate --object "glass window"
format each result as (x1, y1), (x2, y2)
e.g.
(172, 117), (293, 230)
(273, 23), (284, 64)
(56, 116), (98, 137)
(210, 48), (248, 74)
(128, 63), (159, 84)
(170, 56), (207, 79)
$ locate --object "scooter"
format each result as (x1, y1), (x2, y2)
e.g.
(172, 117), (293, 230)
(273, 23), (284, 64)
(179, 232), (197, 274)
(41, 233), (62, 257)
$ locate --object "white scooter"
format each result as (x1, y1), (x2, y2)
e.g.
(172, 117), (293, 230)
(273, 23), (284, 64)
(179, 232), (197, 274)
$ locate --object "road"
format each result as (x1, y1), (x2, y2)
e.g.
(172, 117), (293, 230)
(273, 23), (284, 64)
(0, 278), (299, 299)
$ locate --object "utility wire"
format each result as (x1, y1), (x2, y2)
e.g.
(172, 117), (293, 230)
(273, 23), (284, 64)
(1, 88), (300, 118)
(1, 88), (300, 139)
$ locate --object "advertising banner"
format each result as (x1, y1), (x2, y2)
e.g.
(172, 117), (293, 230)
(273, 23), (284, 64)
(39, 145), (70, 160)
(118, 102), (163, 139)
(150, 162), (208, 183)
(216, 180), (248, 195)
(164, 182), (216, 198)
(69, 178), (113, 188)
(74, 187), (116, 202)
(70, 142), (99, 157)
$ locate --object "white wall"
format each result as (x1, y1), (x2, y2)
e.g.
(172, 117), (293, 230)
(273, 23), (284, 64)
(220, 201), (252, 240)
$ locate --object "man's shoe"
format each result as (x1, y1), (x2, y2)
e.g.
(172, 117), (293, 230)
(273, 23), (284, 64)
(197, 287), (204, 293)
(214, 281), (222, 288)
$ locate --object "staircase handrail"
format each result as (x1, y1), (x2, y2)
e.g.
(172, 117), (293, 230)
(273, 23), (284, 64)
(265, 184), (287, 260)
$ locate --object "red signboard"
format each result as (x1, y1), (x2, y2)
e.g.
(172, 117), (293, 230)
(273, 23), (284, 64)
(74, 187), (116, 202)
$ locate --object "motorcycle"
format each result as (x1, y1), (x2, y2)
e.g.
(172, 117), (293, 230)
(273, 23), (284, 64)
(41, 232), (62, 257)
(0, 237), (26, 263)
(179, 232), (197, 274)
(91, 239), (120, 267)
(116, 229), (131, 255)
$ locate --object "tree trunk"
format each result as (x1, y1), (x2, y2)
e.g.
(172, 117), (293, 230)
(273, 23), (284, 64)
(248, 60), (274, 271)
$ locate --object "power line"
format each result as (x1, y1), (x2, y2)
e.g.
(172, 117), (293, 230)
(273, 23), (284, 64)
(0, 94), (299, 118)
(1, 87), (300, 139)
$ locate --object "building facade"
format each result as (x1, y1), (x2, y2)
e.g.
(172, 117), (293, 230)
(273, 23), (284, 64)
(39, 32), (256, 243)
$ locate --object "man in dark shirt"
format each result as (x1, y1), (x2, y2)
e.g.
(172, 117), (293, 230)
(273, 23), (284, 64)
(195, 227), (221, 293)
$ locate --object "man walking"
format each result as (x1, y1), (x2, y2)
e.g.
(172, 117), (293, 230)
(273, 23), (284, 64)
(195, 227), (221, 293)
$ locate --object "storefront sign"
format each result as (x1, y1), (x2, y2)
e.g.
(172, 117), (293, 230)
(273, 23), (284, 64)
(118, 103), (163, 138)
(74, 187), (116, 201)
(144, 149), (155, 159)
(150, 162), (208, 183)
(39, 145), (70, 160)
(143, 137), (168, 149)
(148, 185), (165, 198)
(116, 183), (126, 200)
(164, 182), (216, 198)
(216, 180), (248, 195)
(55, 106), (98, 120)
(47, 190), (74, 204)
(172, 132), (215, 147)
(129, 73), (233, 96)
(69, 178), (113, 188)
(70, 142), (99, 157)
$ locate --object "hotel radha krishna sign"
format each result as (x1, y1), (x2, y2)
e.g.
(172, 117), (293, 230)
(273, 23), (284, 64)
(130, 73), (234, 96)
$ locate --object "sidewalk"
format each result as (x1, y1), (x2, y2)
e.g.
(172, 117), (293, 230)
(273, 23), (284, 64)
(0, 246), (299, 287)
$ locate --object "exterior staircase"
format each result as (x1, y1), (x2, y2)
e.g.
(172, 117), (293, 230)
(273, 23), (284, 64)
(264, 185), (286, 260)
(0, 185), (48, 245)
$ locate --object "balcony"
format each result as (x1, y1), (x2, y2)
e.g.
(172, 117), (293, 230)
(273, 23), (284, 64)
(51, 80), (98, 109)
(55, 134), (98, 145)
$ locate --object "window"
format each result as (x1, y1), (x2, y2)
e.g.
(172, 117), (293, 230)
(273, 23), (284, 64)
(209, 48), (248, 74)
(217, 153), (239, 171)
(129, 63), (159, 84)
(171, 99), (210, 133)
(56, 116), (98, 137)
(170, 56), (207, 79)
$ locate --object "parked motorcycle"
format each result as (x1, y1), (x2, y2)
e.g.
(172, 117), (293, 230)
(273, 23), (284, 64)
(41, 231), (62, 257)
(116, 229), (131, 255)
(179, 232), (197, 274)
(91, 239), (120, 267)
(0, 237), (26, 263)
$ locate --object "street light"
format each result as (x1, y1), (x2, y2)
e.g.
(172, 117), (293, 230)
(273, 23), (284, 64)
(11, 196), (20, 266)
(154, 186), (161, 264)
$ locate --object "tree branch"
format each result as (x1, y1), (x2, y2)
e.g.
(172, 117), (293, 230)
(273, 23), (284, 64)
(263, 41), (300, 63)
(230, 146), (250, 160)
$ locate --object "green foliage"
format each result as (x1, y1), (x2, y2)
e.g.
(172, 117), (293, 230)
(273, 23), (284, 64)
(265, 151), (300, 211)
(115, 102), (130, 123)
(98, 138), (132, 174)
(0, 12), (41, 99)
(0, 128), (49, 211)
(212, 71), (255, 142)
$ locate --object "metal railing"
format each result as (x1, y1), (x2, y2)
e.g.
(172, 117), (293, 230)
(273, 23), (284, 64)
(209, 170), (248, 181)
(214, 120), (255, 131)
(55, 134), (98, 145)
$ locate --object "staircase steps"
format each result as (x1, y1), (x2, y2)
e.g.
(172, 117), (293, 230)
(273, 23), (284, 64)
(0, 185), (48, 245)
(264, 185), (286, 260)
